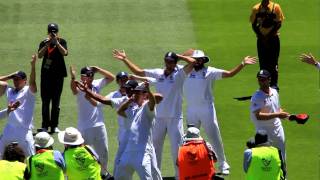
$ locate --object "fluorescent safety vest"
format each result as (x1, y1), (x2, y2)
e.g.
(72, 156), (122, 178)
(178, 140), (215, 180)
(246, 146), (282, 180)
(64, 145), (102, 180)
(0, 160), (26, 180)
(27, 150), (64, 180)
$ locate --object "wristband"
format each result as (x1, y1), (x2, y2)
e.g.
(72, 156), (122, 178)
(241, 61), (245, 66)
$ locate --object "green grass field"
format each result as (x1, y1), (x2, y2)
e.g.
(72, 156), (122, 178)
(0, 0), (319, 179)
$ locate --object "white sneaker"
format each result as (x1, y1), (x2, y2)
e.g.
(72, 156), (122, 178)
(217, 162), (230, 176)
(52, 127), (60, 133)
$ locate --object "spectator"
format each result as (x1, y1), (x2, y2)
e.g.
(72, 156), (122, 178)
(113, 49), (195, 178)
(243, 130), (286, 180)
(0, 142), (26, 180)
(177, 126), (218, 180)
(0, 55), (37, 158)
(250, 70), (289, 166)
(300, 53), (320, 70)
(24, 132), (65, 180)
(70, 65), (115, 176)
(38, 23), (68, 134)
(182, 49), (256, 175)
(114, 82), (162, 180)
(58, 127), (108, 180)
(250, 0), (285, 91)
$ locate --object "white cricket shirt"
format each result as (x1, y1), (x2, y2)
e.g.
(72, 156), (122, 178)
(77, 78), (108, 130)
(6, 86), (35, 129)
(250, 88), (282, 127)
(144, 66), (186, 118)
(184, 66), (225, 106)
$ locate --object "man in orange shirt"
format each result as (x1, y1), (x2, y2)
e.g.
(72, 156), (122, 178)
(250, 0), (284, 91)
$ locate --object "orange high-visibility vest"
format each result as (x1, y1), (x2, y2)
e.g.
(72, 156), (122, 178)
(177, 140), (215, 180)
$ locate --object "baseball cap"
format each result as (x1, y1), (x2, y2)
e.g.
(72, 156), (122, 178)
(48, 23), (59, 33)
(58, 127), (84, 146)
(12, 71), (27, 79)
(256, 69), (271, 78)
(80, 67), (94, 77)
(164, 52), (178, 62)
(34, 132), (54, 148)
(183, 127), (203, 141)
(123, 80), (138, 89)
(192, 50), (210, 63)
(134, 83), (147, 92)
(116, 71), (129, 81)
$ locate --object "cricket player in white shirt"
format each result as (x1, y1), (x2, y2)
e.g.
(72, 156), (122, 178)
(183, 49), (256, 175)
(250, 69), (290, 163)
(0, 54), (37, 158)
(70, 65), (115, 176)
(112, 49), (195, 178)
(115, 81), (162, 180)
(78, 78), (163, 179)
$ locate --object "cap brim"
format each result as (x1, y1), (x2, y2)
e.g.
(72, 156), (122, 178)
(58, 131), (84, 145)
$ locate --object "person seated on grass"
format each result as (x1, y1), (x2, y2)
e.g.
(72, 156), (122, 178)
(0, 142), (26, 180)
(58, 127), (114, 180)
(24, 132), (65, 180)
(177, 125), (225, 180)
(243, 130), (286, 180)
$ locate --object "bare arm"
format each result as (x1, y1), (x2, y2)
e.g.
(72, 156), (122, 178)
(38, 39), (50, 58)
(91, 66), (115, 82)
(222, 56), (257, 78)
(254, 109), (290, 120)
(70, 66), (78, 95)
(29, 54), (37, 93)
(117, 97), (134, 118)
(145, 82), (156, 111)
(75, 80), (112, 106)
(56, 40), (68, 56)
(113, 49), (145, 76)
(300, 53), (319, 68)
(177, 54), (196, 74)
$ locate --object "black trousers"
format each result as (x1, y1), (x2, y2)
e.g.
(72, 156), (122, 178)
(257, 35), (280, 88)
(40, 75), (64, 130)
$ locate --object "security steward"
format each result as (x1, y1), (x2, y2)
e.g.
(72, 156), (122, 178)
(177, 126), (218, 180)
(24, 132), (65, 180)
(243, 130), (286, 180)
(250, 0), (284, 91)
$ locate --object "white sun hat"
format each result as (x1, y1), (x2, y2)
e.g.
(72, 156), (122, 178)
(58, 127), (84, 145)
(35, 132), (54, 148)
(191, 50), (210, 63)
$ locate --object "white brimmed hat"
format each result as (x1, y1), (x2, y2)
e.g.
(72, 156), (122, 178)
(183, 127), (203, 141)
(35, 132), (54, 148)
(58, 127), (84, 145)
(192, 50), (210, 63)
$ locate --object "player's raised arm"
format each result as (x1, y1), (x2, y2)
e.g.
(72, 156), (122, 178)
(113, 49), (145, 76)
(222, 56), (257, 78)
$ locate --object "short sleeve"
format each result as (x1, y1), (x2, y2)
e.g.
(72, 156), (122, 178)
(207, 67), (225, 81)
(250, 94), (264, 113)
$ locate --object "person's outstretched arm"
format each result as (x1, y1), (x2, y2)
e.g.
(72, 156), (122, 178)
(222, 56), (257, 78)
(113, 49), (145, 76)
(29, 54), (37, 93)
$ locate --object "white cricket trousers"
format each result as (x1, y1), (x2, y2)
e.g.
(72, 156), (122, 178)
(80, 125), (109, 174)
(0, 123), (34, 158)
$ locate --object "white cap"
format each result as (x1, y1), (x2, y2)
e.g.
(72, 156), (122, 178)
(35, 132), (54, 148)
(58, 127), (84, 145)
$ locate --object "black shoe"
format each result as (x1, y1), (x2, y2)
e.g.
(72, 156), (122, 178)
(102, 172), (114, 180)
(50, 127), (60, 134)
